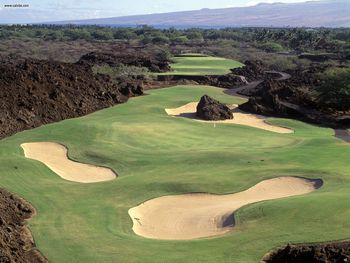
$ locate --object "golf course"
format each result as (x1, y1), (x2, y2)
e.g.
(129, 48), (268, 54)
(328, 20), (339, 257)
(158, 54), (244, 75)
(0, 54), (349, 262)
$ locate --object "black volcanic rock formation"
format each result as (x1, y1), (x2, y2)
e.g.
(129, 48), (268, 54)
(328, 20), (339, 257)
(238, 66), (350, 128)
(0, 56), (144, 139)
(264, 242), (350, 263)
(230, 60), (266, 81)
(0, 188), (48, 263)
(196, 95), (233, 121)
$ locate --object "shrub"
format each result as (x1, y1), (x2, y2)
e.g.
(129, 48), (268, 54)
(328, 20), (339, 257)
(317, 68), (350, 111)
(63, 29), (91, 40)
(91, 30), (113, 41)
(259, 42), (284, 52)
(92, 64), (150, 78)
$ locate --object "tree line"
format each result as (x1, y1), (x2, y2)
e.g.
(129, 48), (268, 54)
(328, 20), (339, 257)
(1, 25), (349, 52)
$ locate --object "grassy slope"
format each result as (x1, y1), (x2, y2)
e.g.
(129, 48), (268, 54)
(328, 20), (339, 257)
(0, 85), (350, 263)
(158, 54), (243, 76)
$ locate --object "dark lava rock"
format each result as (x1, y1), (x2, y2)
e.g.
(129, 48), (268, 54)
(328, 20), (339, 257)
(238, 65), (350, 128)
(0, 56), (144, 139)
(230, 60), (267, 81)
(0, 189), (48, 263)
(196, 95), (233, 121)
(264, 242), (350, 263)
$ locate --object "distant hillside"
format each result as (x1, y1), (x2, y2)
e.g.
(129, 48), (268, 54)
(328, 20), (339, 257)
(51, 0), (350, 28)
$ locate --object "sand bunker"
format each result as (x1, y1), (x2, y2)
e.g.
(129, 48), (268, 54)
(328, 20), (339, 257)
(21, 142), (116, 183)
(129, 177), (322, 240)
(165, 102), (293, 134)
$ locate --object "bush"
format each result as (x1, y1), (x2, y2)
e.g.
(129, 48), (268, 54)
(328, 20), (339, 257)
(91, 30), (113, 41)
(259, 42), (284, 52)
(44, 31), (64, 41)
(171, 36), (188, 44)
(151, 36), (170, 44)
(156, 49), (172, 61)
(317, 68), (350, 111)
(63, 29), (91, 40)
(113, 28), (137, 40)
(92, 64), (150, 78)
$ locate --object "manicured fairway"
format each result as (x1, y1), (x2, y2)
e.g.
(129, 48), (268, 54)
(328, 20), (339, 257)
(159, 54), (243, 75)
(0, 85), (350, 263)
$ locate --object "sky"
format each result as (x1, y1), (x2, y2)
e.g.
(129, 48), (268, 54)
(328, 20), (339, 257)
(0, 0), (320, 23)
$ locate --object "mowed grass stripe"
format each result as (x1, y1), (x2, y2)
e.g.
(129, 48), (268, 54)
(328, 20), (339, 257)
(158, 54), (243, 76)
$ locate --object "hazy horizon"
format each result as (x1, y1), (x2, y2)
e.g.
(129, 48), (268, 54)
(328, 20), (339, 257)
(0, 0), (321, 24)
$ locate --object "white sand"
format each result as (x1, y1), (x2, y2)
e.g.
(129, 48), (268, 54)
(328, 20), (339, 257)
(165, 102), (293, 134)
(21, 142), (116, 183)
(129, 177), (322, 240)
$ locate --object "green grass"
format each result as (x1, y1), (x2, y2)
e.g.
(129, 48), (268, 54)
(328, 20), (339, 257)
(1, 85), (350, 263)
(175, 53), (211, 57)
(159, 54), (243, 76)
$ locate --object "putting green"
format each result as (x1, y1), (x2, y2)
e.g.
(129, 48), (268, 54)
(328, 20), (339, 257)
(0, 85), (350, 263)
(159, 54), (243, 75)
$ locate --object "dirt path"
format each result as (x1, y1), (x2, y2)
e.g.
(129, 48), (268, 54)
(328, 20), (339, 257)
(224, 71), (291, 98)
(165, 102), (293, 134)
(265, 71), (292, 81)
(21, 142), (117, 183)
(224, 80), (263, 97)
(128, 177), (322, 240)
(334, 129), (350, 143)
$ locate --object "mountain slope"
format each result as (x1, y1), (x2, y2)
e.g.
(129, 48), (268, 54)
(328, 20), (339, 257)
(53, 0), (350, 28)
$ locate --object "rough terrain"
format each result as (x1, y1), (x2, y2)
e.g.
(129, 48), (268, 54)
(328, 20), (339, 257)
(264, 241), (350, 263)
(196, 95), (233, 121)
(0, 188), (48, 263)
(0, 54), (147, 139)
(236, 63), (350, 128)
(78, 51), (170, 73)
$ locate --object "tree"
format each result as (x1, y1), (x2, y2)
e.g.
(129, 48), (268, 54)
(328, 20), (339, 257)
(186, 31), (203, 41)
(317, 68), (350, 111)
(156, 49), (172, 61)
(171, 36), (188, 44)
(113, 28), (137, 40)
(151, 35), (170, 44)
(259, 42), (284, 52)
(91, 30), (113, 40)
(44, 30), (64, 41)
(63, 28), (91, 40)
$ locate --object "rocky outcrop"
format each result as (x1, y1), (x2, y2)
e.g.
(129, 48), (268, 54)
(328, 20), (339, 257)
(196, 95), (233, 120)
(264, 242), (350, 263)
(0, 56), (144, 139)
(0, 189), (48, 263)
(230, 60), (266, 81)
(238, 66), (350, 128)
